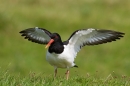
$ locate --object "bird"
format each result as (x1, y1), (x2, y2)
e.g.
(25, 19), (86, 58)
(19, 27), (125, 80)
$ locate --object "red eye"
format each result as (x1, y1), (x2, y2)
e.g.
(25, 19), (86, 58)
(55, 36), (58, 38)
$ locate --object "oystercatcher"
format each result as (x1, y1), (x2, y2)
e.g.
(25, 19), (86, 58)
(20, 27), (124, 80)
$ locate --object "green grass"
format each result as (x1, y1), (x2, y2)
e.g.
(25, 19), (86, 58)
(0, 70), (130, 86)
(0, 0), (130, 85)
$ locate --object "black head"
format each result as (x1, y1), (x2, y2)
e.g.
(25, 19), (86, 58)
(50, 33), (62, 42)
(45, 33), (62, 48)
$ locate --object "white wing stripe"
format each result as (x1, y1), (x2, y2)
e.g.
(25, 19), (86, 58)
(20, 27), (52, 44)
(67, 28), (124, 59)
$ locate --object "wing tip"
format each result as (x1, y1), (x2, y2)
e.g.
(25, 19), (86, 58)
(84, 29), (125, 46)
(19, 27), (51, 45)
(19, 30), (25, 34)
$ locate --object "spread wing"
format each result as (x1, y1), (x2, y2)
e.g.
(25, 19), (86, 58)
(64, 28), (125, 57)
(19, 27), (52, 44)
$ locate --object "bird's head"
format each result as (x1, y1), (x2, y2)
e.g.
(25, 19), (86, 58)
(45, 33), (61, 48)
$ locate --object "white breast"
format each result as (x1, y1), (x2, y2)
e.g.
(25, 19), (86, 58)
(46, 45), (76, 68)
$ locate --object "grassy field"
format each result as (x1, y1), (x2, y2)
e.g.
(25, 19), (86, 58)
(0, 0), (130, 85)
(0, 70), (130, 86)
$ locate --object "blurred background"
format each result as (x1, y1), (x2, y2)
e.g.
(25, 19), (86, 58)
(0, 0), (129, 77)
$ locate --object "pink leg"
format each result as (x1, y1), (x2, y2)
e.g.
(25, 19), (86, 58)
(65, 70), (69, 80)
(54, 68), (57, 78)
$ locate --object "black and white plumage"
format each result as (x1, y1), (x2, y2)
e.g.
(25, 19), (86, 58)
(20, 27), (125, 80)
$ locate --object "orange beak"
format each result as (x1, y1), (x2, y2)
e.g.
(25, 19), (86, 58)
(45, 39), (54, 48)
